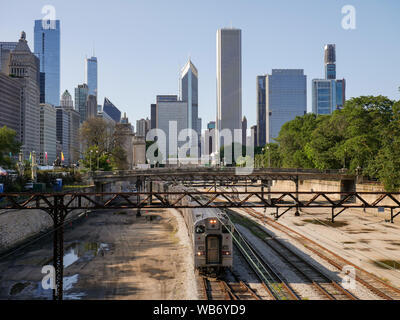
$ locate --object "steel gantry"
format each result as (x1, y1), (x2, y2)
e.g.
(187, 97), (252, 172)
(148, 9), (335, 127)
(1, 190), (400, 300)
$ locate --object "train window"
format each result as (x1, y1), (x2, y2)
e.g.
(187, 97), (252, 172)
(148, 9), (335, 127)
(195, 225), (205, 234)
(222, 225), (231, 233)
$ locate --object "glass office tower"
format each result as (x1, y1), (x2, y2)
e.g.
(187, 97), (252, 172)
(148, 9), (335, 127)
(34, 19), (60, 106)
(264, 69), (307, 143)
(103, 97), (121, 123)
(312, 44), (346, 115)
(85, 56), (98, 96)
(256, 75), (267, 147)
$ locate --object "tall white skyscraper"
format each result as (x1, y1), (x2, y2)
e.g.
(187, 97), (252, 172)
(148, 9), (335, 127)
(216, 28), (242, 151)
(85, 56), (98, 96)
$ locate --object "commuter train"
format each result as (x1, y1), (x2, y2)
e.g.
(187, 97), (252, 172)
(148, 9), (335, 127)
(175, 192), (234, 274)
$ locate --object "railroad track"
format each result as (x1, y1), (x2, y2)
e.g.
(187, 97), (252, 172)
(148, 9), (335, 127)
(238, 205), (400, 300)
(234, 220), (356, 300)
(232, 227), (300, 300)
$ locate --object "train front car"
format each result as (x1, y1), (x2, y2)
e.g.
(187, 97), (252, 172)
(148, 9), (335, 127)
(192, 209), (233, 275)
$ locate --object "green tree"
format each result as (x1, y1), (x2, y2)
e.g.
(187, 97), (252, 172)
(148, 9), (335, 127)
(0, 126), (20, 168)
(276, 113), (318, 168)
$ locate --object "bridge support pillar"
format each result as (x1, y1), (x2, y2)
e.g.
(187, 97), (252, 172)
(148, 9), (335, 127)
(51, 197), (65, 300)
(294, 176), (300, 216)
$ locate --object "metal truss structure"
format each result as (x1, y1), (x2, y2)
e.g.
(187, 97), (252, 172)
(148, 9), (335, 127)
(91, 167), (356, 183)
(1, 190), (399, 300)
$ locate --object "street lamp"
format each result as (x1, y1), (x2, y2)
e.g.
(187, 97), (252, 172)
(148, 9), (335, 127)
(266, 145), (271, 168)
(90, 150), (93, 172)
(96, 150), (99, 170)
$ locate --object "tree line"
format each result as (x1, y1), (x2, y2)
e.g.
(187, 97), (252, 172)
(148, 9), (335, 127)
(260, 96), (400, 191)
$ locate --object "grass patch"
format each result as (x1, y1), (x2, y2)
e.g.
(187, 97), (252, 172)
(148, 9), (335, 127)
(228, 210), (268, 240)
(302, 219), (348, 228)
(373, 260), (400, 270)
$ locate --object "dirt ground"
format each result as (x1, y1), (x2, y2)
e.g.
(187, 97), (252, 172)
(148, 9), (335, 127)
(0, 207), (198, 300)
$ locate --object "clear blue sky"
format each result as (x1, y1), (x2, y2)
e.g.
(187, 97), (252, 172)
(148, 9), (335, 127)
(1, 0), (399, 128)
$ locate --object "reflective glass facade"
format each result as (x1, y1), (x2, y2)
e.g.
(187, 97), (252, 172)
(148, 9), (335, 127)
(103, 97), (121, 123)
(312, 79), (346, 115)
(85, 56), (98, 96)
(265, 69), (307, 143)
(256, 75), (266, 147)
(34, 20), (60, 106)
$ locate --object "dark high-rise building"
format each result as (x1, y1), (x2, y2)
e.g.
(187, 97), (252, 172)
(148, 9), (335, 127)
(75, 83), (88, 123)
(150, 103), (156, 129)
(251, 125), (258, 148)
(103, 97), (121, 123)
(56, 107), (70, 164)
(0, 42), (17, 72)
(39, 72), (45, 103)
(241, 116), (247, 147)
(0, 72), (21, 139)
(86, 94), (98, 120)
(34, 19), (60, 106)
(256, 75), (266, 147)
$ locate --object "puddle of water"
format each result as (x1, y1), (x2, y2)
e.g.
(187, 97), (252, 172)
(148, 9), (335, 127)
(32, 274), (86, 300)
(63, 242), (110, 268)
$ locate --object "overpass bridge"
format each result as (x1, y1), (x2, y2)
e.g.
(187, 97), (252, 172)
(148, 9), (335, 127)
(90, 167), (356, 183)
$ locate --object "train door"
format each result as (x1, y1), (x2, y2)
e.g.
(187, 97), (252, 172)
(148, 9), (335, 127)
(206, 235), (221, 264)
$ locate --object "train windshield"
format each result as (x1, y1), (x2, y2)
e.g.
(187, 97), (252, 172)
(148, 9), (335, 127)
(195, 225), (205, 234)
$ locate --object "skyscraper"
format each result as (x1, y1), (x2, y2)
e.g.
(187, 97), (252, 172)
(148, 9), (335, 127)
(312, 44), (346, 115)
(75, 83), (89, 123)
(86, 95), (98, 119)
(150, 103), (156, 129)
(34, 19), (60, 106)
(39, 103), (57, 165)
(324, 44), (336, 80)
(241, 116), (247, 147)
(263, 69), (307, 143)
(56, 107), (70, 164)
(0, 42), (17, 72)
(103, 97), (121, 123)
(180, 59), (200, 134)
(216, 28), (242, 150)
(61, 90), (80, 164)
(0, 72), (21, 140)
(7, 31), (41, 158)
(256, 75), (267, 147)
(85, 56), (98, 96)
(136, 118), (150, 138)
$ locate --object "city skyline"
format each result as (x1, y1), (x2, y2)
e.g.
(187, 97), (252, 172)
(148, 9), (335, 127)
(1, 0), (399, 129)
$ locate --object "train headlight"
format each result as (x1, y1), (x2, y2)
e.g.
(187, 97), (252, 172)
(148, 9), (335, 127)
(196, 251), (205, 256)
(222, 251), (231, 256)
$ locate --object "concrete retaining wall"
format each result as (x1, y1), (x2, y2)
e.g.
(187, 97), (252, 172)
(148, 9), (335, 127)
(0, 186), (95, 255)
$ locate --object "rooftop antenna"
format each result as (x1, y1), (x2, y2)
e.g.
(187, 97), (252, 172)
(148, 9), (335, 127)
(93, 41), (96, 57)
